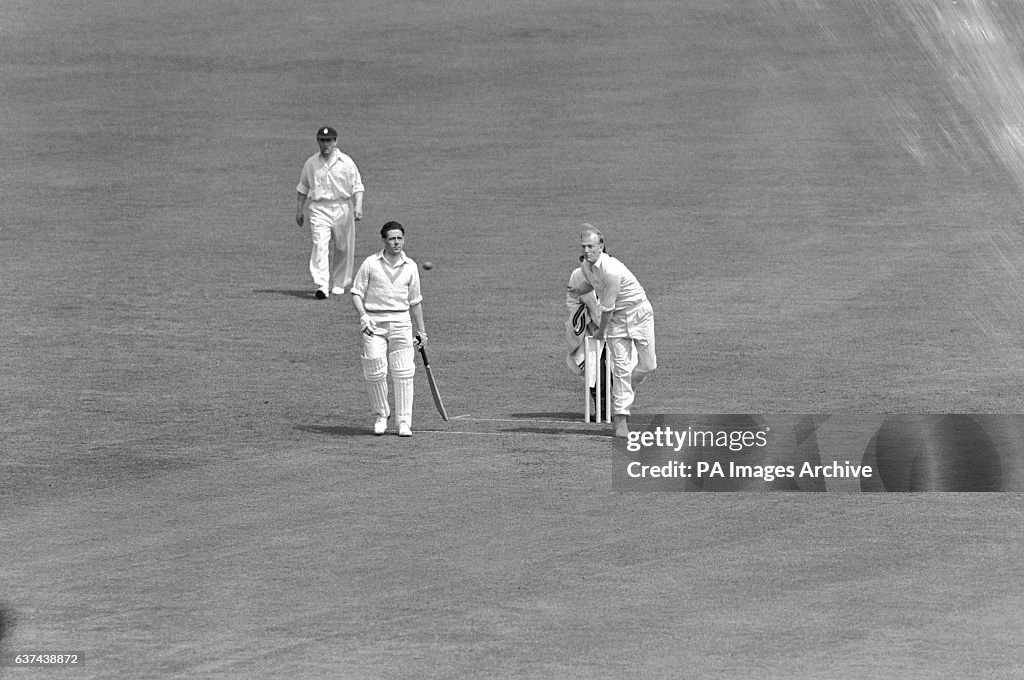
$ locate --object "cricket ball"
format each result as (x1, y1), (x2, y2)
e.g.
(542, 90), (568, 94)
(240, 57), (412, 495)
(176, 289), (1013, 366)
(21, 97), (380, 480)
(423, 261), (434, 270)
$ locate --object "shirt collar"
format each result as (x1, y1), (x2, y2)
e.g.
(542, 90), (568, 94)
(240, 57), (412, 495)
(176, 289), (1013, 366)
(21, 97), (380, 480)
(376, 249), (410, 266)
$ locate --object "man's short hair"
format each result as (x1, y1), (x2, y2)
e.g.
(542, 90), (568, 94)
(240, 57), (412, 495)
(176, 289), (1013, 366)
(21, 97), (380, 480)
(581, 223), (607, 254)
(580, 223), (604, 244)
(381, 221), (405, 238)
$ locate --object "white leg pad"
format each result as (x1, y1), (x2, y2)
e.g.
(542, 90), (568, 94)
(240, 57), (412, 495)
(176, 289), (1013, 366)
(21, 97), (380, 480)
(390, 349), (415, 425)
(362, 355), (388, 382)
(362, 355), (389, 417)
(389, 348), (416, 379)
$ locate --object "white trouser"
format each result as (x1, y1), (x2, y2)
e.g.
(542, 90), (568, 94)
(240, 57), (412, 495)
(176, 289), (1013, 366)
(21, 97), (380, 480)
(308, 200), (355, 291)
(360, 318), (416, 425)
(605, 300), (656, 416)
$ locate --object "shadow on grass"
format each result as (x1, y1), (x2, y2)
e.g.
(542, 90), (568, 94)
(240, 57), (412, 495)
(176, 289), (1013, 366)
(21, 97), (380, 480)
(253, 288), (318, 299)
(296, 418), (606, 438)
(511, 412), (586, 421)
(492, 412), (614, 436)
(296, 424), (372, 437)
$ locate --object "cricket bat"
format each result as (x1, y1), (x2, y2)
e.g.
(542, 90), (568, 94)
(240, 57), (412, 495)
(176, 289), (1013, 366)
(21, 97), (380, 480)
(417, 344), (449, 421)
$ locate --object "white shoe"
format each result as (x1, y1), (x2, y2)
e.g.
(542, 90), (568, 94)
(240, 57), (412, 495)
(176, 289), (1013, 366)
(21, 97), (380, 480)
(398, 422), (412, 437)
(373, 415), (388, 435)
(614, 415), (629, 438)
(331, 286), (345, 296)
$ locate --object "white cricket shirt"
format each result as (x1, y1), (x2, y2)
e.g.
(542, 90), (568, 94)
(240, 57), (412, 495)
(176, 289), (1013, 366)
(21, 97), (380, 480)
(581, 253), (647, 312)
(351, 250), (422, 322)
(296, 149), (364, 202)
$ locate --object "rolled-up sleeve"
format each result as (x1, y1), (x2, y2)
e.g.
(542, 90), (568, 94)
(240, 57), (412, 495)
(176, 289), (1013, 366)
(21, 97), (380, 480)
(408, 265), (422, 307)
(296, 158), (312, 195)
(351, 257), (371, 298)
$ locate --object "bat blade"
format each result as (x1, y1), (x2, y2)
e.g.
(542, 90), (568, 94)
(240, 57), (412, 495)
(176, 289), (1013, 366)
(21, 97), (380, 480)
(418, 345), (449, 421)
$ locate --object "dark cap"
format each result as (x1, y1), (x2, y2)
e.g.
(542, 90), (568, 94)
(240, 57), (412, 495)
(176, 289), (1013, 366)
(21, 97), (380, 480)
(316, 126), (337, 140)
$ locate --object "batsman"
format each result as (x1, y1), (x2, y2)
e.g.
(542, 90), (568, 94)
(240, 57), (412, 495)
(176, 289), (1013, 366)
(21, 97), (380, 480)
(572, 224), (657, 438)
(351, 221), (428, 436)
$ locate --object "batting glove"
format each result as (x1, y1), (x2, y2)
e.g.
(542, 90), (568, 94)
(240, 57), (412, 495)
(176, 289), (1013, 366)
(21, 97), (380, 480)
(360, 315), (377, 336)
(415, 332), (428, 348)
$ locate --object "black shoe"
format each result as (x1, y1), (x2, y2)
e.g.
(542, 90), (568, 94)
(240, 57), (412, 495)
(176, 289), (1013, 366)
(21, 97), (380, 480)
(314, 289), (327, 300)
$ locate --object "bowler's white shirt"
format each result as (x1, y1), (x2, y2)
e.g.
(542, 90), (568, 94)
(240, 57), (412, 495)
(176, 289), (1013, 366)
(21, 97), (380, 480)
(582, 253), (647, 312)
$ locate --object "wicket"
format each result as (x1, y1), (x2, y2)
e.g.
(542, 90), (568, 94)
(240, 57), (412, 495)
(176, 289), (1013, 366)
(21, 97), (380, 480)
(584, 336), (613, 423)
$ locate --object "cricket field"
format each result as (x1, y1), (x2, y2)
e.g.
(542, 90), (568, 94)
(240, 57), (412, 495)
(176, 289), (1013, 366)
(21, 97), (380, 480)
(2, 1), (1023, 677)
